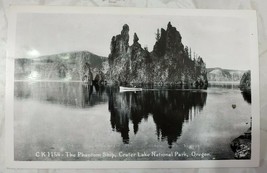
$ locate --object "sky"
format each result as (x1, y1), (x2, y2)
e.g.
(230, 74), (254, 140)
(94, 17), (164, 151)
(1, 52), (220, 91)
(15, 12), (253, 70)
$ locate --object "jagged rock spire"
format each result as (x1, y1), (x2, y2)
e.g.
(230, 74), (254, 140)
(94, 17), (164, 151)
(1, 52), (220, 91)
(107, 23), (208, 88)
(121, 24), (129, 43)
(108, 24), (130, 64)
(133, 33), (139, 43)
(167, 21), (172, 29)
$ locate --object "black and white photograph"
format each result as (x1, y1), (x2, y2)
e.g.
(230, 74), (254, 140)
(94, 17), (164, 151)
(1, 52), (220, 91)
(6, 6), (260, 168)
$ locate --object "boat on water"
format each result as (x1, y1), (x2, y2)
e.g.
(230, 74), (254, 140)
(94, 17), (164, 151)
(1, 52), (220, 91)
(119, 86), (142, 92)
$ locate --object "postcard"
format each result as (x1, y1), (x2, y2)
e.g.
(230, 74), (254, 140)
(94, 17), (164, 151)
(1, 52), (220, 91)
(6, 6), (260, 168)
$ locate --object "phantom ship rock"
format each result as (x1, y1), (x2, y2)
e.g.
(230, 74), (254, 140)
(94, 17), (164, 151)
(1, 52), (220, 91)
(107, 22), (208, 87)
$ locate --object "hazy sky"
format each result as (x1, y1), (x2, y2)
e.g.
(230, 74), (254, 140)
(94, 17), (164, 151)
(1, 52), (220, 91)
(15, 12), (252, 70)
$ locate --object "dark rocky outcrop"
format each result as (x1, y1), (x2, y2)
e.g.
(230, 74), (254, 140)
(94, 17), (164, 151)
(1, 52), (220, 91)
(239, 70), (251, 93)
(108, 24), (129, 64)
(230, 128), (251, 159)
(107, 22), (208, 87)
(153, 22), (183, 57)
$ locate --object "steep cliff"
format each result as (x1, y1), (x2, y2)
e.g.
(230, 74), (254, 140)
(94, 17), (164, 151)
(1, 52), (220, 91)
(15, 51), (107, 82)
(107, 22), (208, 87)
(207, 68), (245, 82)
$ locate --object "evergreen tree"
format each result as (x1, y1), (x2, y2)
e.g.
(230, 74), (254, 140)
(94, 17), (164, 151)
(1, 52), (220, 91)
(144, 45), (148, 51)
(189, 48), (192, 60)
(184, 46), (189, 57)
(155, 28), (160, 41)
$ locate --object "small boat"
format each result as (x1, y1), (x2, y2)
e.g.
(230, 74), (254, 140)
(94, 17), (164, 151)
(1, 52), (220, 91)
(232, 104), (236, 109)
(119, 86), (142, 92)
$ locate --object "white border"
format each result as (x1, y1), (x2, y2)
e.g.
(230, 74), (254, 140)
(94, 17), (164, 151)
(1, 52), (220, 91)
(5, 6), (260, 169)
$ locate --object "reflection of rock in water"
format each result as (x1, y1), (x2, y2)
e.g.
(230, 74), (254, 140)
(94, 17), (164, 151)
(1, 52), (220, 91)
(241, 92), (251, 104)
(107, 89), (207, 147)
(81, 85), (93, 107)
(15, 83), (207, 146)
(14, 82), (108, 108)
(108, 87), (131, 144)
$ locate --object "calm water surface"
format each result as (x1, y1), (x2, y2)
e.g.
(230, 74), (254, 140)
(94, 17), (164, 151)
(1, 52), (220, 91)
(14, 82), (251, 161)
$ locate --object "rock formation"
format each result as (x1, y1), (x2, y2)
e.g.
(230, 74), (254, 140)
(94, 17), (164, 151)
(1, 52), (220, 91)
(239, 70), (251, 93)
(15, 51), (106, 83)
(230, 128), (251, 159)
(107, 22), (208, 87)
(207, 68), (245, 82)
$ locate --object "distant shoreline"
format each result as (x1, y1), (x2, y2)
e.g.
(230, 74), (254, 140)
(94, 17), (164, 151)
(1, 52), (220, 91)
(14, 80), (83, 83)
(15, 80), (240, 83)
(208, 81), (240, 85)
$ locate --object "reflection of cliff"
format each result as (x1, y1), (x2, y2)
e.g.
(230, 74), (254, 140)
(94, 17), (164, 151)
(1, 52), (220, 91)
(107, 89), (207, 147)
(14, 82), (108, 108)
(81, 84), (107, 108)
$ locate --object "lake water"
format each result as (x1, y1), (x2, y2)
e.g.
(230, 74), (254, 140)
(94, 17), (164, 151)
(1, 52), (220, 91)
(14, 82), (251, 161)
